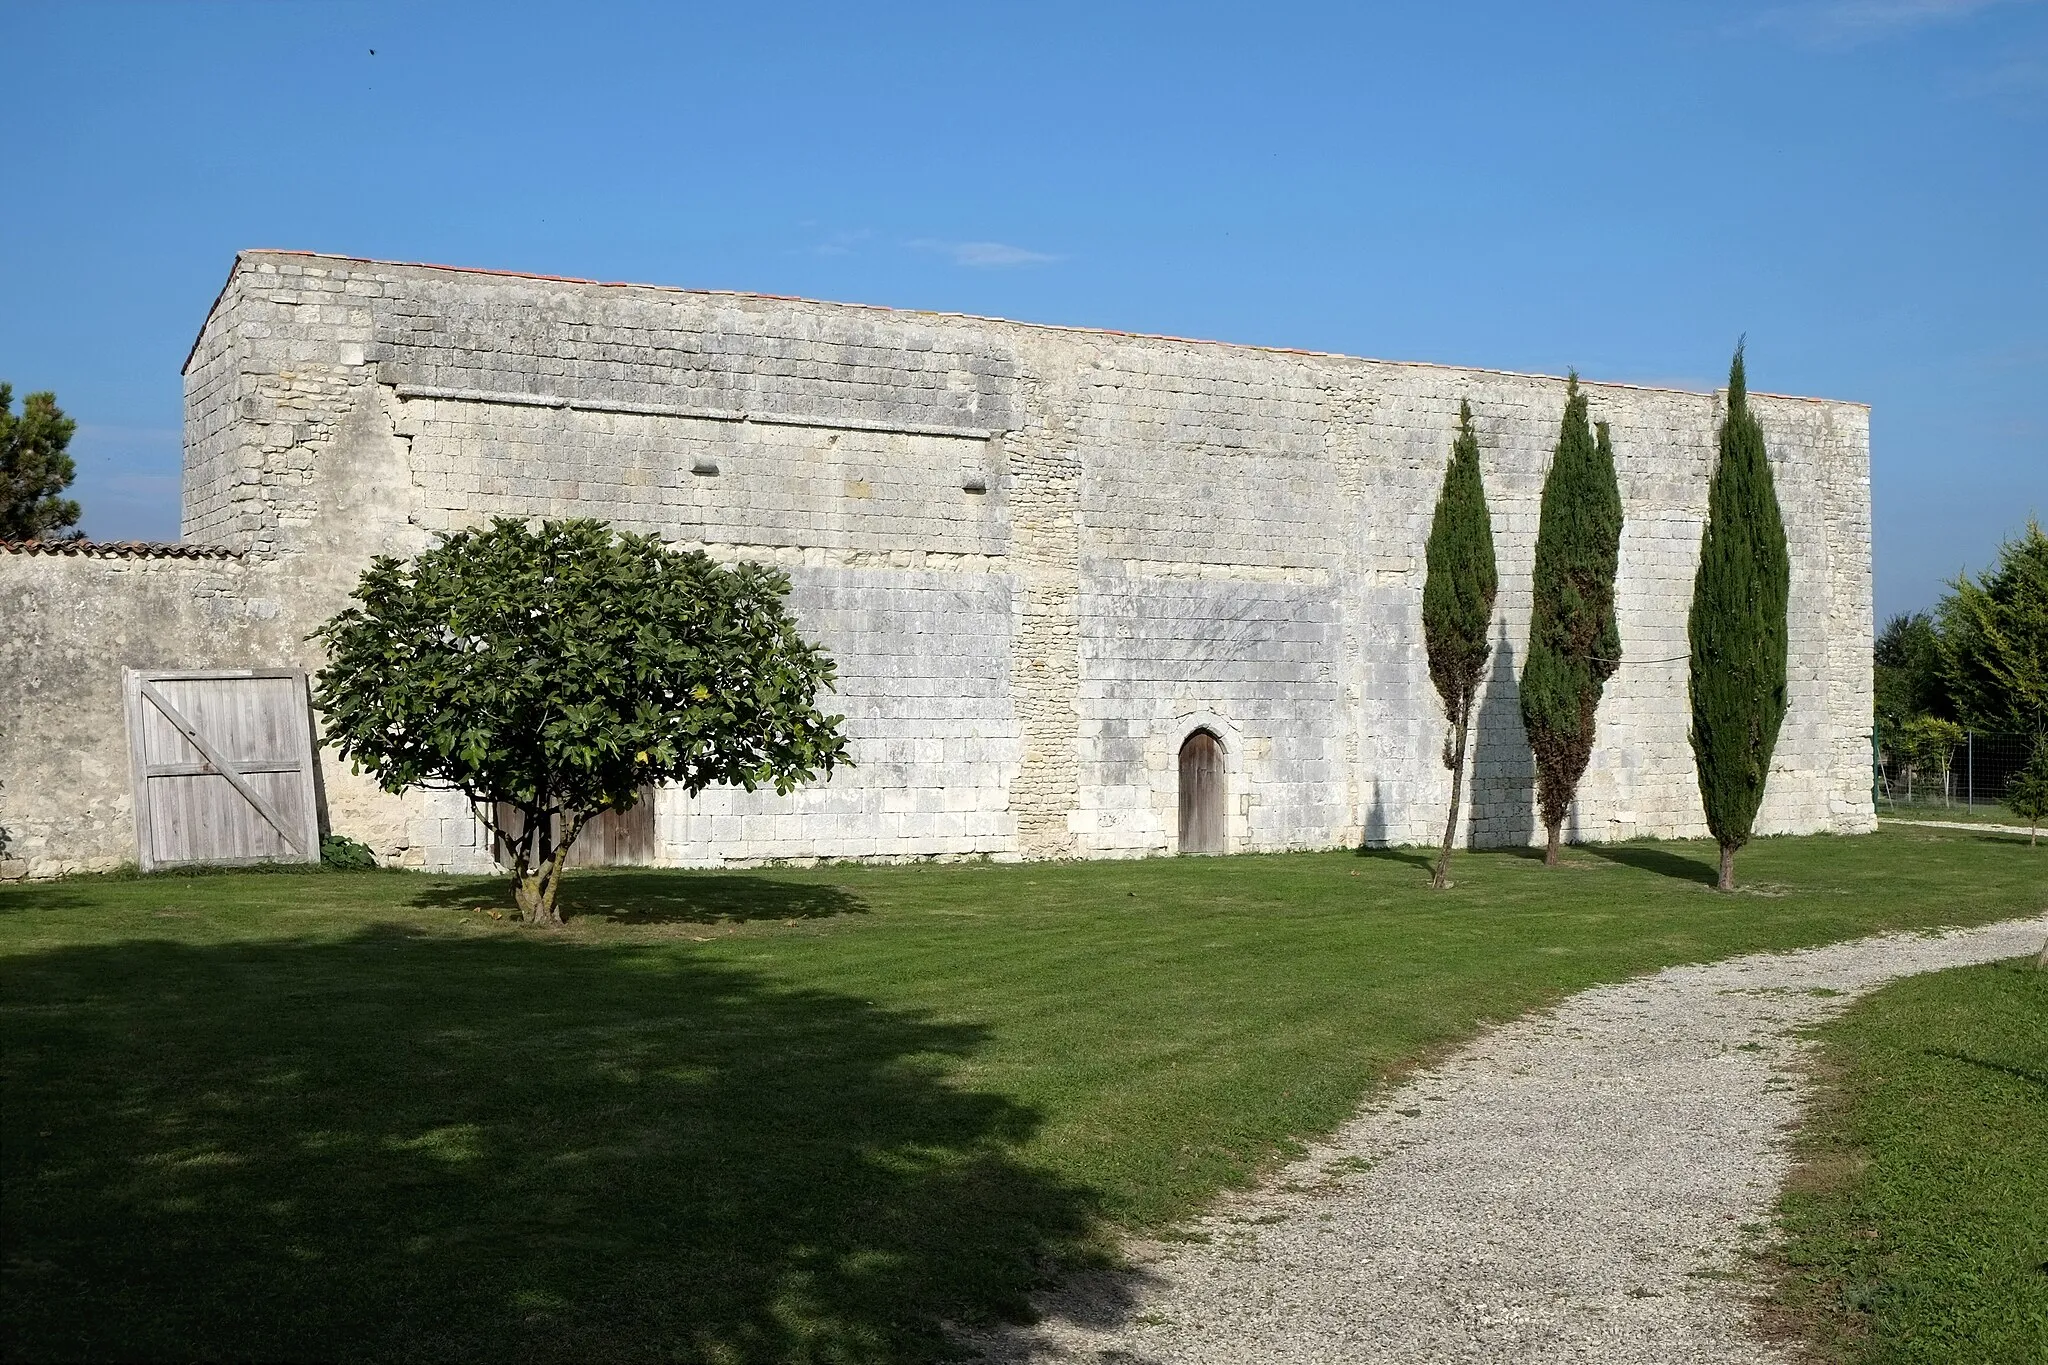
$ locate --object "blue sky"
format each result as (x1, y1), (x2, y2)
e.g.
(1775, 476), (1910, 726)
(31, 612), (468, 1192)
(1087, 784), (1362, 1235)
(2, 0), (2041, 620)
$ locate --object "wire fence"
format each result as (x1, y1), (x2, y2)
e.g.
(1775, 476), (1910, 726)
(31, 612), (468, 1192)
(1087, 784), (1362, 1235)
(1874, 728), (2037, 816)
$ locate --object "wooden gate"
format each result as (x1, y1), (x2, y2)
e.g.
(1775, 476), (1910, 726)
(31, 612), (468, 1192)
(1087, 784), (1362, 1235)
(1178, 729), (1226, 855)
(124, 669), (321, 872)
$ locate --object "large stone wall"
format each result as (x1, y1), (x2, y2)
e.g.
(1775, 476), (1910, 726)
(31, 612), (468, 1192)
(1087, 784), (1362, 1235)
(0, 250), (1874, 878)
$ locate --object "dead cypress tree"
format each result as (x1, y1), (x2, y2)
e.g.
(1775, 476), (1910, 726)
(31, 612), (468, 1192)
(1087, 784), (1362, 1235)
(1423, 400), (1499, 889)
(1520, 374), (1624, 865)
(1689, 342), (1789, 892)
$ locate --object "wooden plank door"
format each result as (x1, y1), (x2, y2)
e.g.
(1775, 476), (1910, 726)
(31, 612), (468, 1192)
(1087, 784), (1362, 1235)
(1178, 729), (1226, 855)
(492, 789), (659, 868)
(566, 793), (659, 867)
(124, 669), (321, 872)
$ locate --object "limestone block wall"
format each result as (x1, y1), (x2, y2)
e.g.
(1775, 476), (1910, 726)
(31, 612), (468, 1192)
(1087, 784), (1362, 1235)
(1075, 566), (1349, 855)
(0, 543), (492, 878)
(657, 566), (1020, 863)
(0, 547), (273, 877)
(2, 249), (1873, 878)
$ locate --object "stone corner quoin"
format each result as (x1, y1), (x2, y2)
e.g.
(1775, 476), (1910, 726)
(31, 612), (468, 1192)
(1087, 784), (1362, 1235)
(0, 249), (1876, 879)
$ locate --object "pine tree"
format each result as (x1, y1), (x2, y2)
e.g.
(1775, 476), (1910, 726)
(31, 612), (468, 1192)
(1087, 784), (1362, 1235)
(0, 384), (81, 542)
(1688, 342), (1790, 892)
(1423, 400), (1499, 889)
(1934, 519), (2048, 743)
(1520, 374), (1624, 864)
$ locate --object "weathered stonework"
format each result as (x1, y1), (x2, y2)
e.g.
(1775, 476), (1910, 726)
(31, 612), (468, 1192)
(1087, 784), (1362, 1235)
(0, 250), (1875, 878)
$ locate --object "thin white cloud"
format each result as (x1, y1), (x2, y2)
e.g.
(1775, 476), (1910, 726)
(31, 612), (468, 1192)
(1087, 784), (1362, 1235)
(1976, 339), (2048, 369)
(1951, 50), (2048, 101)
(1609, 375), (1722, 395)
(1742, 0), (2031, 45)
(808, 228), (872, 259)
(907, 238), (1064, 268)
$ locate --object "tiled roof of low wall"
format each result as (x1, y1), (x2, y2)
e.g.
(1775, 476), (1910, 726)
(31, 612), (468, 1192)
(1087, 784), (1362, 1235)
(0, 539), (241, 560)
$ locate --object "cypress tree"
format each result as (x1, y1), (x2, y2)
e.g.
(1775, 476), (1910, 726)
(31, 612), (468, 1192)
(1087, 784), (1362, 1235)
(1688, 342), (1790, 892)
(1423, 399), (1499, 889)
(1520, 374), (1624, 865)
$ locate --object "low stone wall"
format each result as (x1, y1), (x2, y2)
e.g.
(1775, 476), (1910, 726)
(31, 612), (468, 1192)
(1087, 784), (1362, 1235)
(1, 543), (274, 878)
(0, 542), (473, 880)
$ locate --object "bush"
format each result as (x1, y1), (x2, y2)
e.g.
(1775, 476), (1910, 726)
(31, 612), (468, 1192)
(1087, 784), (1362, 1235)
(320, 835), (378, 870)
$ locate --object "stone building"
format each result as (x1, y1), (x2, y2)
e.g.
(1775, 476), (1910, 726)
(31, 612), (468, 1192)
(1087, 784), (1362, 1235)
(0, 250), (1875, 879)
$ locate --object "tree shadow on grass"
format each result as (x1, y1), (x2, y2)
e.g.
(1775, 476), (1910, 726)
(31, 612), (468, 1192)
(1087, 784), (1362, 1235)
(1352, 844), (1434, 872)
(0, 926), (1111, 1363)
(0, 881), (106, 914)
(1580, 842), (1720, 887)
(1926, 1047), (2048, 1096)
(410, 870), (869, 926)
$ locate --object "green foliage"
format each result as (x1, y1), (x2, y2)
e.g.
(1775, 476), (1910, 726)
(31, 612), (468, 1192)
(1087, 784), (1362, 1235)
(1519, 374), (1624, 854)
(311, 517), (849, 921)
(1895, 716), (1963, 762)
(0, 383), (81, 542)
(1873, 612), (1946, 733)
(1422, 399), (1499, 886)
(1895, 716), (1965, 800)
(2004, 743), (2048, 842)
(318, 835), (378, 870)
(1424, 401), (1500, 728)
(1935, 519), (2048, 745)
(1689, 343), (1790, 876)
(1771, 960), (2048, 1363)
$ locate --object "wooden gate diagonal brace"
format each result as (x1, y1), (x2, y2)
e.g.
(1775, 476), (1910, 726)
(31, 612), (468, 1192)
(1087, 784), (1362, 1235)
(138, 681), (309, 856)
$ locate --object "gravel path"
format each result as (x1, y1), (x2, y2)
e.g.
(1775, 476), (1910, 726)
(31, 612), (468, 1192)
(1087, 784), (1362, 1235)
(1880, 817), (2041, 838)
(964, 914), (2048, 1365)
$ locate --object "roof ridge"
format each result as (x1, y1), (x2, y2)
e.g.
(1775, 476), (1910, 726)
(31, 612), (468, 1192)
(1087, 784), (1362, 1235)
(202, 250), (1868, 409)
(0, 539), (242, 560)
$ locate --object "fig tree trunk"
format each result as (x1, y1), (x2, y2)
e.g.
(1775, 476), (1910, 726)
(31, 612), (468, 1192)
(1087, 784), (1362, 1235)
(514, 850), (569, 925)
(503, 804), (580, 925)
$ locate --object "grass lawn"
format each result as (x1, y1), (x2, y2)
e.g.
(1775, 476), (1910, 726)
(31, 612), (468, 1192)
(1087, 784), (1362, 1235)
(1768, 956), (2048, 1364)
(2, 827), (2044, 1363)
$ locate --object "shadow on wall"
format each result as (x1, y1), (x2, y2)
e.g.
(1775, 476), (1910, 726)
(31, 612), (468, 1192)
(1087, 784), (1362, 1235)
(0, 927), (1111, 1362)
(1361, 778), (1390, 848)
(410, 870), (868, 925)
(1467, 623), (1537, 851)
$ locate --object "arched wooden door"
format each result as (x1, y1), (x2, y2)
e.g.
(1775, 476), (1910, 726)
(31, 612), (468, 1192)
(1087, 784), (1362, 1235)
(1178, 729), (1226, 854)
